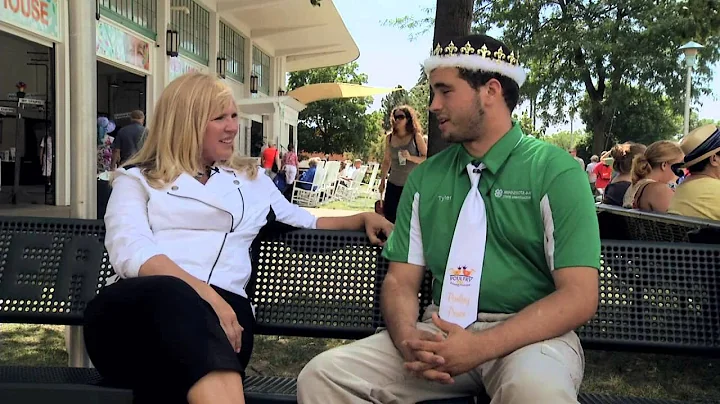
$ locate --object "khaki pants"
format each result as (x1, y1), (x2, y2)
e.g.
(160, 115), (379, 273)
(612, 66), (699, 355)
(297, 305), (584, 404)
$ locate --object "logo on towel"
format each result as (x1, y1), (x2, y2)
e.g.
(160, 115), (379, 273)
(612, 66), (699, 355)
(448, 266), (475, 286)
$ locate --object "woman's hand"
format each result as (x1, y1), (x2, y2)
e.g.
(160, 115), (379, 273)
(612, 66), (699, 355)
(363, 212), (394, 245)
(202, 287), (243, 353)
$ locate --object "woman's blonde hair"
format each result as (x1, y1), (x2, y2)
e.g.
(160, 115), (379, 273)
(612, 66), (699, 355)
(120, 72), (256, 188)
(631, 140), (684, 183)
(610, 142), (647, 175)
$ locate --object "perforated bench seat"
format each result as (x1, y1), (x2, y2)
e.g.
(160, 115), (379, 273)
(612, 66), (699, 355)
(243, 376), (687, 404)
(0, 366), (132, 404)
(0, 368), (687, 404)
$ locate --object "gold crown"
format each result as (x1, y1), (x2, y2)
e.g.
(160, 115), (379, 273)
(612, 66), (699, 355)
(431, 41), (521, 66)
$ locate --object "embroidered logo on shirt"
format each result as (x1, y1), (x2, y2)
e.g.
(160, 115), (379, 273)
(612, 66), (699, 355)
(437, 195), (452, 202)
(494, 188), (531, 200)
(448, 266), (475, 286)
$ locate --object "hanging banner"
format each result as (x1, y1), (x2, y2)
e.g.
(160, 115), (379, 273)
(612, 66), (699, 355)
(96, 19), (151, 73)
(169, 56), (205, 82)
(0, 0), (60, 41)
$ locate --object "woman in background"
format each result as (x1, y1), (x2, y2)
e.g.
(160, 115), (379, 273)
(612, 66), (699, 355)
(378, 105), (427, 223)
(602, 142), (647, 206)
(623, 140), (684, 212)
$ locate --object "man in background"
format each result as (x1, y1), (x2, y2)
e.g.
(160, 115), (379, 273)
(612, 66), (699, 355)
(569, 148), (585, 171)
(111, 110), (145, 169)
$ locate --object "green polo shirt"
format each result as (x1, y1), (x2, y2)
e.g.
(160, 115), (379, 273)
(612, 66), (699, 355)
(382, 122), (600, 313)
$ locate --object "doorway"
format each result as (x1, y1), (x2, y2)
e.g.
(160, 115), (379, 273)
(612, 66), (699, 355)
(250, 120), (264, 157)
(0, 30), (56, 205)
(96, 62), (146, 171)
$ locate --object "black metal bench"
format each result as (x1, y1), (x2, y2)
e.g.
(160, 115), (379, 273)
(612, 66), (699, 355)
(1, 217), (719, 403)
(596, 203), (720, 244)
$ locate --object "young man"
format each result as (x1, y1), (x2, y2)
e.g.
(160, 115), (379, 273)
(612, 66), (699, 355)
(297, 34), (600, 404)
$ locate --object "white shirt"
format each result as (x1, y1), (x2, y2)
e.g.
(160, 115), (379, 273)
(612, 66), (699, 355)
(342, 166), (356, 179)
(586, 162), (598, 183)
(104, 165), (317, 298)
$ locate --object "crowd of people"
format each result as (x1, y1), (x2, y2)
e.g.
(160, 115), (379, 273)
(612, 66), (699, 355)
(580, 124), (720, 221)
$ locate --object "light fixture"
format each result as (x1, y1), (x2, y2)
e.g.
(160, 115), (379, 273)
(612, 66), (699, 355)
(250, 74), (259, 94)
(166, 28), (179, 57)
(277, 88), (286, 96)
(216, 56), (227, 79)
(678, 41), (705, 136)
(678, 41), (705, 68)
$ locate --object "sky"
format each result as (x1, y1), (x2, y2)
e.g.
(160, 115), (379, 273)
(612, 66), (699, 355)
(333, 0), (720, 133)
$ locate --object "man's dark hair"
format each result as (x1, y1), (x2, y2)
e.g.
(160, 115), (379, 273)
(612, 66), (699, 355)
(457, 68), (520, 112)
(688, 155), (715, 174)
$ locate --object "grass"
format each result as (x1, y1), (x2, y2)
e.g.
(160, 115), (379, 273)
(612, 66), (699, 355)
(317, 196), (376, 212)
(2, 324), (720, 402)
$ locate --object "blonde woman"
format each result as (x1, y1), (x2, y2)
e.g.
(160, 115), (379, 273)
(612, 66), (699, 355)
(623, 140), (684, 212)
(82, 73), (393, 404)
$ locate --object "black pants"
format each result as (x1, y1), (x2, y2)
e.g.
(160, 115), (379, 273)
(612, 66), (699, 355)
(83, 276), (255, 404)
(383, 181), (404, 224)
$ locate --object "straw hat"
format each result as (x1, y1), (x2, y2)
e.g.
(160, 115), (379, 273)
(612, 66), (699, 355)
(680, 124), (720, 168)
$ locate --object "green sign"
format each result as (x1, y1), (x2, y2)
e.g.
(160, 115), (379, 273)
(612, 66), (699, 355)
(96, 19), (151, 72)
(0, 0), (59, 40)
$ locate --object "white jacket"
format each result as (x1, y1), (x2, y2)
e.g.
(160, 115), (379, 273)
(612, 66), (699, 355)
(104, 166), (317, 298)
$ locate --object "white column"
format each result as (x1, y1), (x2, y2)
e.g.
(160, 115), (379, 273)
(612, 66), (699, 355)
(67, 0), (98, 369)
(54, 0), (71, 206)
(209, 10), (219, 78)
(245, 39), (253, 98)
(69, 2), (98, 219)
(148, 0), (172, 120)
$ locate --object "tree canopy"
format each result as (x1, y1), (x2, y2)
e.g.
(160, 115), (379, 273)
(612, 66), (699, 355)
(388, 1), (720, 154)
(288, 62), (373, 155)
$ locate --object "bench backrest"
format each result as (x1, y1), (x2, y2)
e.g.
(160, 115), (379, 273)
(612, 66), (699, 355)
(597, 203), (720, 244)
(0, 218), (718, 357)
(0, 217), (112, 325)
(250, 227), (720, 356)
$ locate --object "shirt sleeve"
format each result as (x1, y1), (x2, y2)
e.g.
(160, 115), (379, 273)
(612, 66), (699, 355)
(104, 172), (163, 278)
(262, 172), (317, 229)
(541, 166), (601, 271)
(111, 132), (124, 151)
(382, 173), (425, 266)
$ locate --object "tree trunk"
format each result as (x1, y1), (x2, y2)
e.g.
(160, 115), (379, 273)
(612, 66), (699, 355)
(589, 100), (608, 156)
(427, 0), (475, 157)
(592, 123), (606, 156)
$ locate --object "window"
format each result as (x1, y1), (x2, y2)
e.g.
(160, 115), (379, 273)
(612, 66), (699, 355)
(219, 22), (245, 83)
(170, 0), (210, 65)
(100, 0), (157, 39)
(252, 46), (271, 95)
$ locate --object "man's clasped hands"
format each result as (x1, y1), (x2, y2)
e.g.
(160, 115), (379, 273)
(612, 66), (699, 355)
(398, 313), (497, 384)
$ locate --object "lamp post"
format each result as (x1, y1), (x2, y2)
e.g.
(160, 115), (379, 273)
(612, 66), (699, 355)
(678, 41), (704, 136)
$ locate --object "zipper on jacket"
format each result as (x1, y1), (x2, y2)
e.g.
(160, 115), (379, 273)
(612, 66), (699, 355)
(166, 192), (237, 285)
(206, 233), (228, 284)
